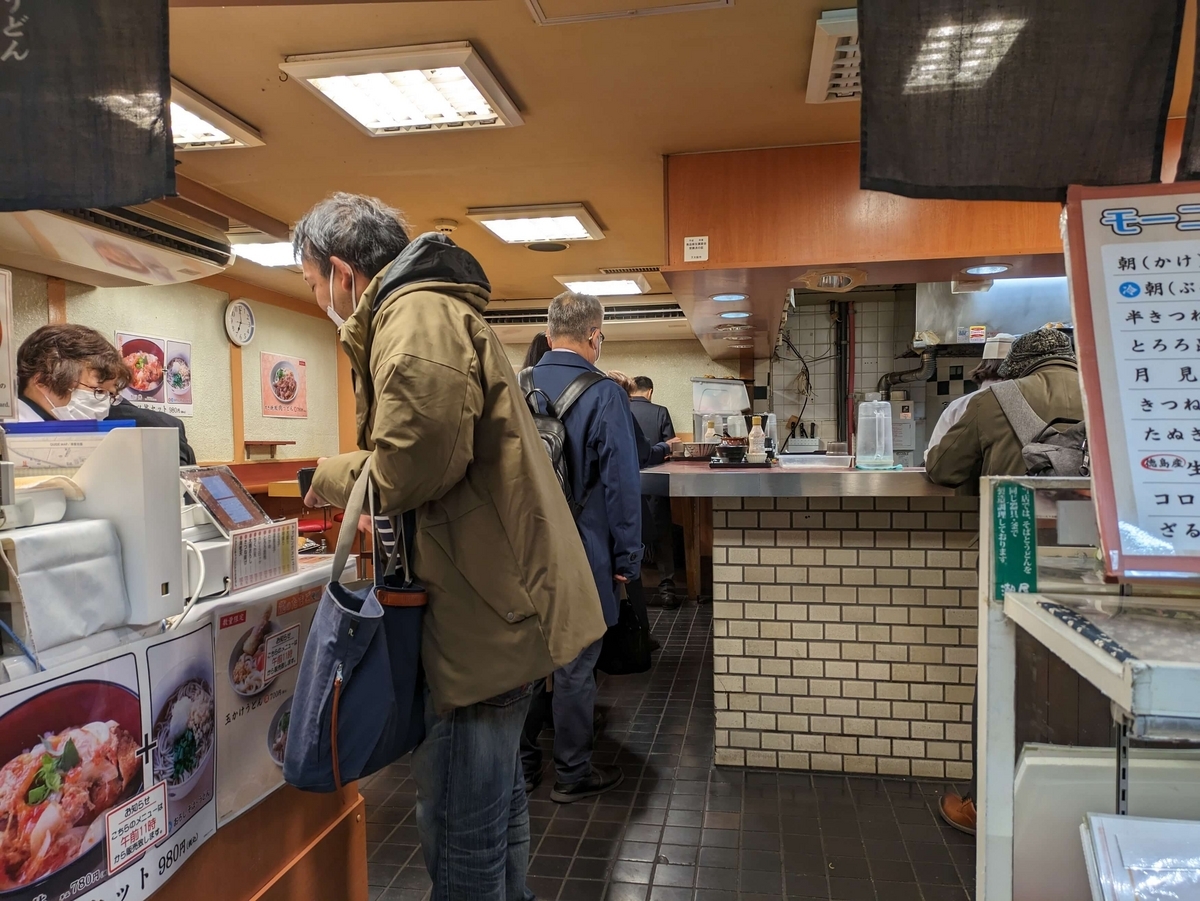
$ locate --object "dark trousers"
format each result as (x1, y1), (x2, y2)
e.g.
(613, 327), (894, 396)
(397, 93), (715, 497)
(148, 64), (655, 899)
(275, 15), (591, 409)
(968, 682), (977, 800)
(520, 638), (604, 785)
(520, 680), (552, 779)
(643, 495), (675, 585)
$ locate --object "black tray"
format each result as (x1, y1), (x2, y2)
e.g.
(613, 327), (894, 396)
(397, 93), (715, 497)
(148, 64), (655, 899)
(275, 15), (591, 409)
(709, 459), (773, 469)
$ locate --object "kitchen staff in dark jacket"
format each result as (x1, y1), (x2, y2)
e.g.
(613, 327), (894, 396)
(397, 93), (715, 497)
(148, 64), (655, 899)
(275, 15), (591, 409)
(526, 291), (642, 804)
(630, 376), (680, 607)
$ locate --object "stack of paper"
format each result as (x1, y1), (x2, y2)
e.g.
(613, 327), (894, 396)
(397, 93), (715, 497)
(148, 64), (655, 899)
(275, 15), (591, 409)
(1082, 813), (1200, 901)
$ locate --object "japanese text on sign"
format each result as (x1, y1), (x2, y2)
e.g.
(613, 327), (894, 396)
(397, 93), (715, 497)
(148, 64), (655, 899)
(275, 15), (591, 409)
(2, 0), (28, 63)
(263, 624), (300, 681)
(1102, 239), (1200, 550)
(106, 783), (167, 874)
(993, 483), (1037, 600)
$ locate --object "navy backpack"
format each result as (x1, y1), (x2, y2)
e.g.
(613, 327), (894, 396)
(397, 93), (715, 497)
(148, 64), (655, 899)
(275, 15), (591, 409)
(284, 465), (426, 791)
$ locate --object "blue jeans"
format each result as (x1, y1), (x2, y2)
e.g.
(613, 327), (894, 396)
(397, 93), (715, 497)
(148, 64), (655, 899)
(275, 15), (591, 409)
(413, 683), (535, 901)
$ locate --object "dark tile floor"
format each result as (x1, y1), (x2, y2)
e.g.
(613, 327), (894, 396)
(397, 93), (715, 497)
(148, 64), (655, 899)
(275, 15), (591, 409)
(361, 605), (976, 901)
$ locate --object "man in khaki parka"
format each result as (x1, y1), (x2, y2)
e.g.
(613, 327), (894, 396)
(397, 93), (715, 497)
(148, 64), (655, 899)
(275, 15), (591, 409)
(296, 193), (606, 900)
(925, 327), (1084, 837)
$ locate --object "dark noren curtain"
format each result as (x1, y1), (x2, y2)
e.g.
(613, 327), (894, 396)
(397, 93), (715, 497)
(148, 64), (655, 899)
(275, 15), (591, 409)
(1176, 17), (1200, 182)
(0, 0), (174, 211)
(859, 0), (1186, 202)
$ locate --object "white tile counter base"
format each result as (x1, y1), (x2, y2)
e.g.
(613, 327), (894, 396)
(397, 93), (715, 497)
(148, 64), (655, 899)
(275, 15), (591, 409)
(710, 494), (981, 780)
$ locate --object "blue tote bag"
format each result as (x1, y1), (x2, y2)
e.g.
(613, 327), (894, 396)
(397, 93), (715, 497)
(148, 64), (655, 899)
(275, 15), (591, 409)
(284, 465), (426, 791)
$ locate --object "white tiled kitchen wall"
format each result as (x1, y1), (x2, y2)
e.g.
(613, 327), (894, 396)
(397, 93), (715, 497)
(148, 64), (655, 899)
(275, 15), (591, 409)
(759, 293), (916, 442)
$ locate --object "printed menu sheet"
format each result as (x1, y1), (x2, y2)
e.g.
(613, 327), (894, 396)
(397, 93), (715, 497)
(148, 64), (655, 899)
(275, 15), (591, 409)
(0, 621), (217, 901)
(212, 586), (322, 824)
(1068, 184), (1200, 575)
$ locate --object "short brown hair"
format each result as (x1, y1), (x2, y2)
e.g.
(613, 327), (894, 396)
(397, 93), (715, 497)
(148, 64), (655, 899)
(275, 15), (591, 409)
(607, 370), (636, 396)
(969, 359), (1004, 384)
(18, 324), (131, 395)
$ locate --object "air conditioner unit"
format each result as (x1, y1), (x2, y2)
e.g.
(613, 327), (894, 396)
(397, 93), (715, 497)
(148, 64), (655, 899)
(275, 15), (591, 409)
(485, 300), (695, 345)
(0, 204), (233, 288)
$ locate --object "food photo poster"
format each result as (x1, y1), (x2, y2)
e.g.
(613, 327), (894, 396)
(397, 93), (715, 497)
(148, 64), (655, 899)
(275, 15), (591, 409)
(0, 620), (217, 901)
(164, 340), (193, 417)
(115, 332), (166, 406)
(213, 586), (321, 824)
(259, 352), (307, 419)
(115, 332), (194, 417)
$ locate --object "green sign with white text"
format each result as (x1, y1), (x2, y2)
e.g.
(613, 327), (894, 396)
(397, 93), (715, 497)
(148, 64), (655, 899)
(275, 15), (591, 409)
(993, 483), (1037, 600)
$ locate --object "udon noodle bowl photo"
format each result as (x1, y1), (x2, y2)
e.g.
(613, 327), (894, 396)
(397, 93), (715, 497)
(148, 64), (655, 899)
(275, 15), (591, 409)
(152, 679), (214, 792)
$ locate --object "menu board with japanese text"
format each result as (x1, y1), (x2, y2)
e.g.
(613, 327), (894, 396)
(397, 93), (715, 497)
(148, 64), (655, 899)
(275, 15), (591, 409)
(1067, 183), (1200, 575)
(230, 521), (298, 592)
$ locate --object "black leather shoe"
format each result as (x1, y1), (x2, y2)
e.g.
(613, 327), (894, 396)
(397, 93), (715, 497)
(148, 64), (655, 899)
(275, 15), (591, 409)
(524, 768), (542, 794)
(550, 766), (624, 804)
(656, 581), (680, 610)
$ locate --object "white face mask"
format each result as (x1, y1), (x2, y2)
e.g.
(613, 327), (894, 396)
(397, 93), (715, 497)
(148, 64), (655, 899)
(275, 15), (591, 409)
(43, 386), (111, 421)
(326, 271), (355, 329)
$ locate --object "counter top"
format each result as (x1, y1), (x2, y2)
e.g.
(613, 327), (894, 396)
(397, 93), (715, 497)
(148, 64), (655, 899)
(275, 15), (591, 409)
(640, 462), (954, 497)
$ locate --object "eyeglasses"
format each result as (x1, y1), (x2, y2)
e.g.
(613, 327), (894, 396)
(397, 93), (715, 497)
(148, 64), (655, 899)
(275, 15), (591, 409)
(78, 382), (118, 404)
(589, 327), (606, 346)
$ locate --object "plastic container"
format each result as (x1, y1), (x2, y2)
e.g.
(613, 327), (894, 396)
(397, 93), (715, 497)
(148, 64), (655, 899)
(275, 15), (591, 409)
(764, 413), (778, 454)
(725, 414), (748, 439)
(855, 392), (894, 469)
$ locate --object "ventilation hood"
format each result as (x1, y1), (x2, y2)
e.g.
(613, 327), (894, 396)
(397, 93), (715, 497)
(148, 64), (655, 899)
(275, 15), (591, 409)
(0, 203), (233, 288)
(485, 299), (696, 344)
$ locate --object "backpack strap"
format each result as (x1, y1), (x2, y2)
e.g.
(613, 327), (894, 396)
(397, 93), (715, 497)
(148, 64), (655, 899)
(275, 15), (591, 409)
(552, 370), (607, 418)
(554, 371), (608, 516)
(991, 381), (1048, 448)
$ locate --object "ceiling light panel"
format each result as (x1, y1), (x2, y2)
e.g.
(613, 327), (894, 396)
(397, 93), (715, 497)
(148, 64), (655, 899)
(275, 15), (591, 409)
(468, 203), (604, 244)
(171, 78), (264, 150)
(280, 42), (522, 136)
(554, 273), (650, 296)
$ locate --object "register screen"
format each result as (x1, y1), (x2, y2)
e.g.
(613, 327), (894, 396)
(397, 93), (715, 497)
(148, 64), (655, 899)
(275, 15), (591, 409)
(200, 474), (255, 526)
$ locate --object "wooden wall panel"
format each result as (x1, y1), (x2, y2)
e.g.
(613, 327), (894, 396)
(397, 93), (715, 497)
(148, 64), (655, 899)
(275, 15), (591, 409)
(161, 785), (365, 901)
(664, 143), (1064, 272)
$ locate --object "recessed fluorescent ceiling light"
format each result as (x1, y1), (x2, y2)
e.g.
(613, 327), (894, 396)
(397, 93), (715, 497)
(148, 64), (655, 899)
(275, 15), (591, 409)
(964, 263), (1011, 275)
(279, 42), (521, 136)
(720, 311), (751, 319)
(555, 273), (650, 296)
(233, 242), (296, 267)
(468, 203), (604, 244)
(711, 293), (748, 302)
(170, 78), (264, 150)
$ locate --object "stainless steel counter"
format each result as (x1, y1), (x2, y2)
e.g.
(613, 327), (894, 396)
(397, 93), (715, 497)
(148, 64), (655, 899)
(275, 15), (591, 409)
(640, 462), (953, 497)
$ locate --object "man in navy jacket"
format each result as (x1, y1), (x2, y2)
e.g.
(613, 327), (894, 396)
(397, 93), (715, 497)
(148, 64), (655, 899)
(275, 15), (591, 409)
(528, 291), (642, 803)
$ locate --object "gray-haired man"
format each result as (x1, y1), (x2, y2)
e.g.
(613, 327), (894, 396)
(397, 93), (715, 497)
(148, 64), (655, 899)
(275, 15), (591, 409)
(296, 196), (608, 896)
(523, 292), (643, 803)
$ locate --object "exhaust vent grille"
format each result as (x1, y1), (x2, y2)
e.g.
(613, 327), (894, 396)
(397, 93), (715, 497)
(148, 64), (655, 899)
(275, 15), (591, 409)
(485, 302), (684, 326)
(526, 0), (732, 26)
(599, 266), (661, 275)
(805, 9), (860, 104)
(61, 207), (232, 266)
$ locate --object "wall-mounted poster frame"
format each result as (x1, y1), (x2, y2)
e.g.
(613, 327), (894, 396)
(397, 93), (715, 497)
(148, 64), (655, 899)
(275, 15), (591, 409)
(1067, 181), (1200, 578)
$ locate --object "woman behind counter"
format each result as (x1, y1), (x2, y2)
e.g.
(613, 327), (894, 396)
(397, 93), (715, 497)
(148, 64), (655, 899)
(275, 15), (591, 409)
(15, 324), (196, 465)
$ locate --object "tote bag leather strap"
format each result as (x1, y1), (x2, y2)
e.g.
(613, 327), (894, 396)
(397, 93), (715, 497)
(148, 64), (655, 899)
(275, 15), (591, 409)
(330, 463), (372, 587)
